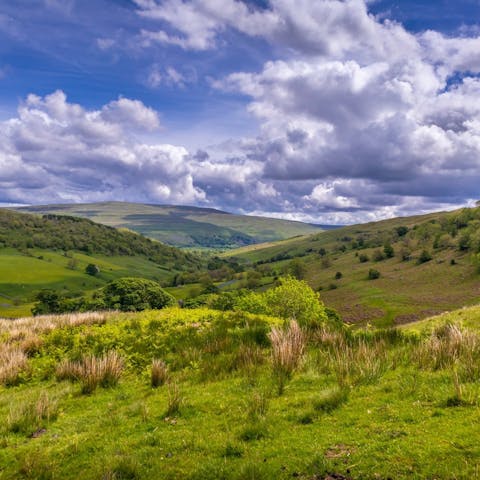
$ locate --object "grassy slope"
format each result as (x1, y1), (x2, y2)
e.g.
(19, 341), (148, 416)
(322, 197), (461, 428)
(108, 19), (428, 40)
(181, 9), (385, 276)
(0, 210), (203, 318)
(2, 307), (480, 479)
(16, 202), (322, 248)
(0, 248), (181, 318)
(225, 208), (480, 326)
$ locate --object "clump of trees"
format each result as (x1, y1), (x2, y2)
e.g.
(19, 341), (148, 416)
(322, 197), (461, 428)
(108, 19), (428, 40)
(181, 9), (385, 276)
(32, 277), (175, 315)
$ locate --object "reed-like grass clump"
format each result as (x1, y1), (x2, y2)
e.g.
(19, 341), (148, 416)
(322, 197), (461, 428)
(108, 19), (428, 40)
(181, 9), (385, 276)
(415, 323), (480, 380)
(269, 320), (305, 395)
(165, 382), (183, 417)
(7, 392), (58, 436)
(55, 351), (124, 394)
(151, 359), (168, 388)
(0, 344), (28, 386)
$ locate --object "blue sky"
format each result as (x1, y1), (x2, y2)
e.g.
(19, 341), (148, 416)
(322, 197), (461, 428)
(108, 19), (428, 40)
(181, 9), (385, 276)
(1, 0), (480, 223)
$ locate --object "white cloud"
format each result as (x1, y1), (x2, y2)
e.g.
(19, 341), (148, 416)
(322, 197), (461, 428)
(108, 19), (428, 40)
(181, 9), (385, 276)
(145, 64), (190, 88)
(97, 38), (115, 51)
(0, 91), (203, 206)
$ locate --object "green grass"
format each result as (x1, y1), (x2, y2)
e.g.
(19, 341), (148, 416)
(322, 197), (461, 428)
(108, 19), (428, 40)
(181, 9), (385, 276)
(16, 201), (322, 249)
(2, 307), (480, 478)
(0, 248), (181, 318)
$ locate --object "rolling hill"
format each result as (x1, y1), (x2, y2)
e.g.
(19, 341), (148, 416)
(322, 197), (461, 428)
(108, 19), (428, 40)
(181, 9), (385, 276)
(16, 202), (325, 249)
(0, 210), (203, 317)
(225, 206), (480, 326)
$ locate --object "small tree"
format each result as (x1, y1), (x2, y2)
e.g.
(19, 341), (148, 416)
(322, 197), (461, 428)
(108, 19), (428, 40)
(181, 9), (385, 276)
(288, 258), (307, 280)
(383, 243), (394, 258)
(85, 264), (100, 276)
(67, 258), (78, 270)
(359, 253), (369, 263)
(417, 250), (432, 264)
(368, 269), (380, 280)
(32, 290), (61, 315)
(335, 271), (343, 280)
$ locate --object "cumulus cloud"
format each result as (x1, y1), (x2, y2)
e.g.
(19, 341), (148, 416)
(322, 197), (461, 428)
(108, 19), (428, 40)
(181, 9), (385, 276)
(0, 91), (204, 205)
(197, 0), (480, 221)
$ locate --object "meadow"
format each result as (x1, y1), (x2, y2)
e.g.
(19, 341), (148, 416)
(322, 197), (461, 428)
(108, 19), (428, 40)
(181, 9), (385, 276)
(2, 302), (480, 479)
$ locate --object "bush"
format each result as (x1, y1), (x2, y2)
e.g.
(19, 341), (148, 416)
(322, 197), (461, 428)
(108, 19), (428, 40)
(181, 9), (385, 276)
(335, 271), (343, 280)
(368, 269), (380, 280)
(359, 253), (369, 263)
(263, 277), (328, 328)
(383, 243), (394, 258)
(235, 276), (328, 328)
(102, 277), (176, 311)
(85, 263), (100, 276)
(417, 250), (432, 264)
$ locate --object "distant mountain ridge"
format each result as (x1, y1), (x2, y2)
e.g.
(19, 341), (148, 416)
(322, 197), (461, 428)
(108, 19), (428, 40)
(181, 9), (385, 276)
(16, 201), (326, 249)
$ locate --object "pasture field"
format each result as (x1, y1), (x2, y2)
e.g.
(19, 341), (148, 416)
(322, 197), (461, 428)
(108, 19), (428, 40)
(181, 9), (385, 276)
(2, 306), (480, 479)
(0, 248), (181, 318)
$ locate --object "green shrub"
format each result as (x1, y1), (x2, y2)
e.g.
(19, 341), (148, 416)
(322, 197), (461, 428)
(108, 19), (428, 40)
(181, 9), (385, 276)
(368, 269), (380, 280)
(417, 250), (432, 264)
(103, 277), (175, 311)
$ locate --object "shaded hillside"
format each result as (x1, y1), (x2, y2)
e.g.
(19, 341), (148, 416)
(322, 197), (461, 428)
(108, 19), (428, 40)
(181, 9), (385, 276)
(17, 202), (324, 249)
(226, 207), (480, 326)
(0, 209), (200, 270)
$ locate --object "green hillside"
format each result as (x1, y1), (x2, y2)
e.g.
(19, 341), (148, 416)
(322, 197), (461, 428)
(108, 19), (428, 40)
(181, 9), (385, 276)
(0, 210), (202, 317)
(16, 202), (323, 249)
(225, 207), (480, 326)
(2, 304), (480, 479)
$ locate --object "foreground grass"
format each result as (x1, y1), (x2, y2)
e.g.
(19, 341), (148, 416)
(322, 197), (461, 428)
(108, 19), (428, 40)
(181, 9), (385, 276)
(2, 308), (480, 479)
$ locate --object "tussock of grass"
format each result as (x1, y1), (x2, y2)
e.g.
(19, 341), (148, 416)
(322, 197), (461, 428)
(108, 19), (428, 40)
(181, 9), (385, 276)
(0, 343), (28, 386)
(56, 351), (124, 394)
(165, 382), (183, 417)
(415, 323), (480, 380)
(331, 339), (388, 387)
(7, 392), (58, 436)
(269, 320), (305, 394)
(246, 389), (269, 421)
(151, 359), (168, 388)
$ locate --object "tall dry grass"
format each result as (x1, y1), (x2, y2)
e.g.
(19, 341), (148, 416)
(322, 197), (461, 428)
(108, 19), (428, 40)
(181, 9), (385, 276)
(269, 320), (305, 395)
(151, 359), (168, 388)
(0, 312), (111, 344)
(0, 343), (28, 386)
(330, 340), (388, 387)
(165, 382), (183, 417)
(415, 323), (480, 381)
(56, 351), (124, 394)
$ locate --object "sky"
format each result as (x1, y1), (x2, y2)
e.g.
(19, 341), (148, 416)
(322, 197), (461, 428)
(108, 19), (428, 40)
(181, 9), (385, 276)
(1, 0), (480, 224)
